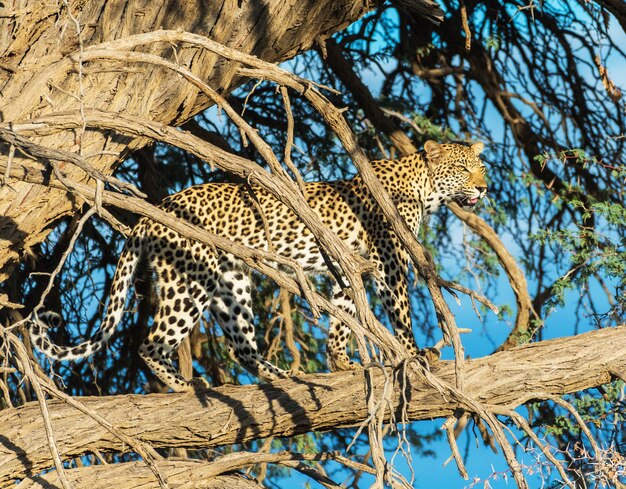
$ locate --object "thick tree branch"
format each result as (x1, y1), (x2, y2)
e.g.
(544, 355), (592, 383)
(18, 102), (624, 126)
(16, 449), (376, 489)
(16, 468), (265, 489)
(1, 325), (623, 486)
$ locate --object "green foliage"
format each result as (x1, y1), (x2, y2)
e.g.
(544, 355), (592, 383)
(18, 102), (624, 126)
(406, 113), (456, 142)
(538, 379), (626, 481)
(528, 150), (625, 318)
(484, 35), (501, 51)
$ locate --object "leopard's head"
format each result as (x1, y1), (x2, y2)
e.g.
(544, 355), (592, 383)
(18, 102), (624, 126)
(424, 140), (488, 210)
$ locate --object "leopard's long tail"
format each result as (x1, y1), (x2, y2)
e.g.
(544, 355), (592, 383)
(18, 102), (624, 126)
(30, 236), (143, 361)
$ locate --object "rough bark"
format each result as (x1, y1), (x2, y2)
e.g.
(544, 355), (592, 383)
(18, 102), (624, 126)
(1, 325), (623, 487)
(0, 0), (442, 282)
(16, 468), (264, 489)
(15, 452), (354, 489)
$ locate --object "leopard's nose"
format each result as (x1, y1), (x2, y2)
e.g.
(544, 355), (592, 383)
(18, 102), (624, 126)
(476, 186), (487, 195)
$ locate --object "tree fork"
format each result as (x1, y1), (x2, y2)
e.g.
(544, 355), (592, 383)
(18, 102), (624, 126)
(1, 325), (623, 486)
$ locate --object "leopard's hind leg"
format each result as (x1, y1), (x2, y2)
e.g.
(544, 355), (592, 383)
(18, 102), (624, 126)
(210, 257), (288, 381)
(139, 240), (216, 392)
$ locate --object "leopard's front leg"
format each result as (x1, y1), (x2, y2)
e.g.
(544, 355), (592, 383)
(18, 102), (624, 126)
(370, 244), (421, 358)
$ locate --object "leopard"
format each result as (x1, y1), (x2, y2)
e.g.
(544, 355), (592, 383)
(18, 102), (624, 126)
(30, 140), (488, 392)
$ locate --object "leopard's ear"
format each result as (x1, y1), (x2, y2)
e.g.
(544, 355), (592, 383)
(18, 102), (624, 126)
(424, 140), (447, 165)
(471, 141), (485, 155)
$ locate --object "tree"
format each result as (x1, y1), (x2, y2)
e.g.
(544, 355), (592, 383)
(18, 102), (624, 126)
(0, 1), (624, 488)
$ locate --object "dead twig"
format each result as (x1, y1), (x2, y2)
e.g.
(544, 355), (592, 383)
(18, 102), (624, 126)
(4, 330), (73, 489)
(280, 86), (306, 194)
(442, 415), (469, 479)
(34, 364), (170, 488)
(27, 206), (97, 321)
(495, 407), (575, 488)
(0, 127), (145, 198)
(459, 0), (472, 51)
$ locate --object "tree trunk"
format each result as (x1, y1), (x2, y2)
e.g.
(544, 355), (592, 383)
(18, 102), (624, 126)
(0, 0), (441, 282)
(1, 325), (623, 487)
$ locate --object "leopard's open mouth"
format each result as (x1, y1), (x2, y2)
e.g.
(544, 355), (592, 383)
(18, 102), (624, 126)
(454, 195), (480, 208)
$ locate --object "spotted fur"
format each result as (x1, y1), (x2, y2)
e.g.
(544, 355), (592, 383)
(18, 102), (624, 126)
(30, 141), (488, 392)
